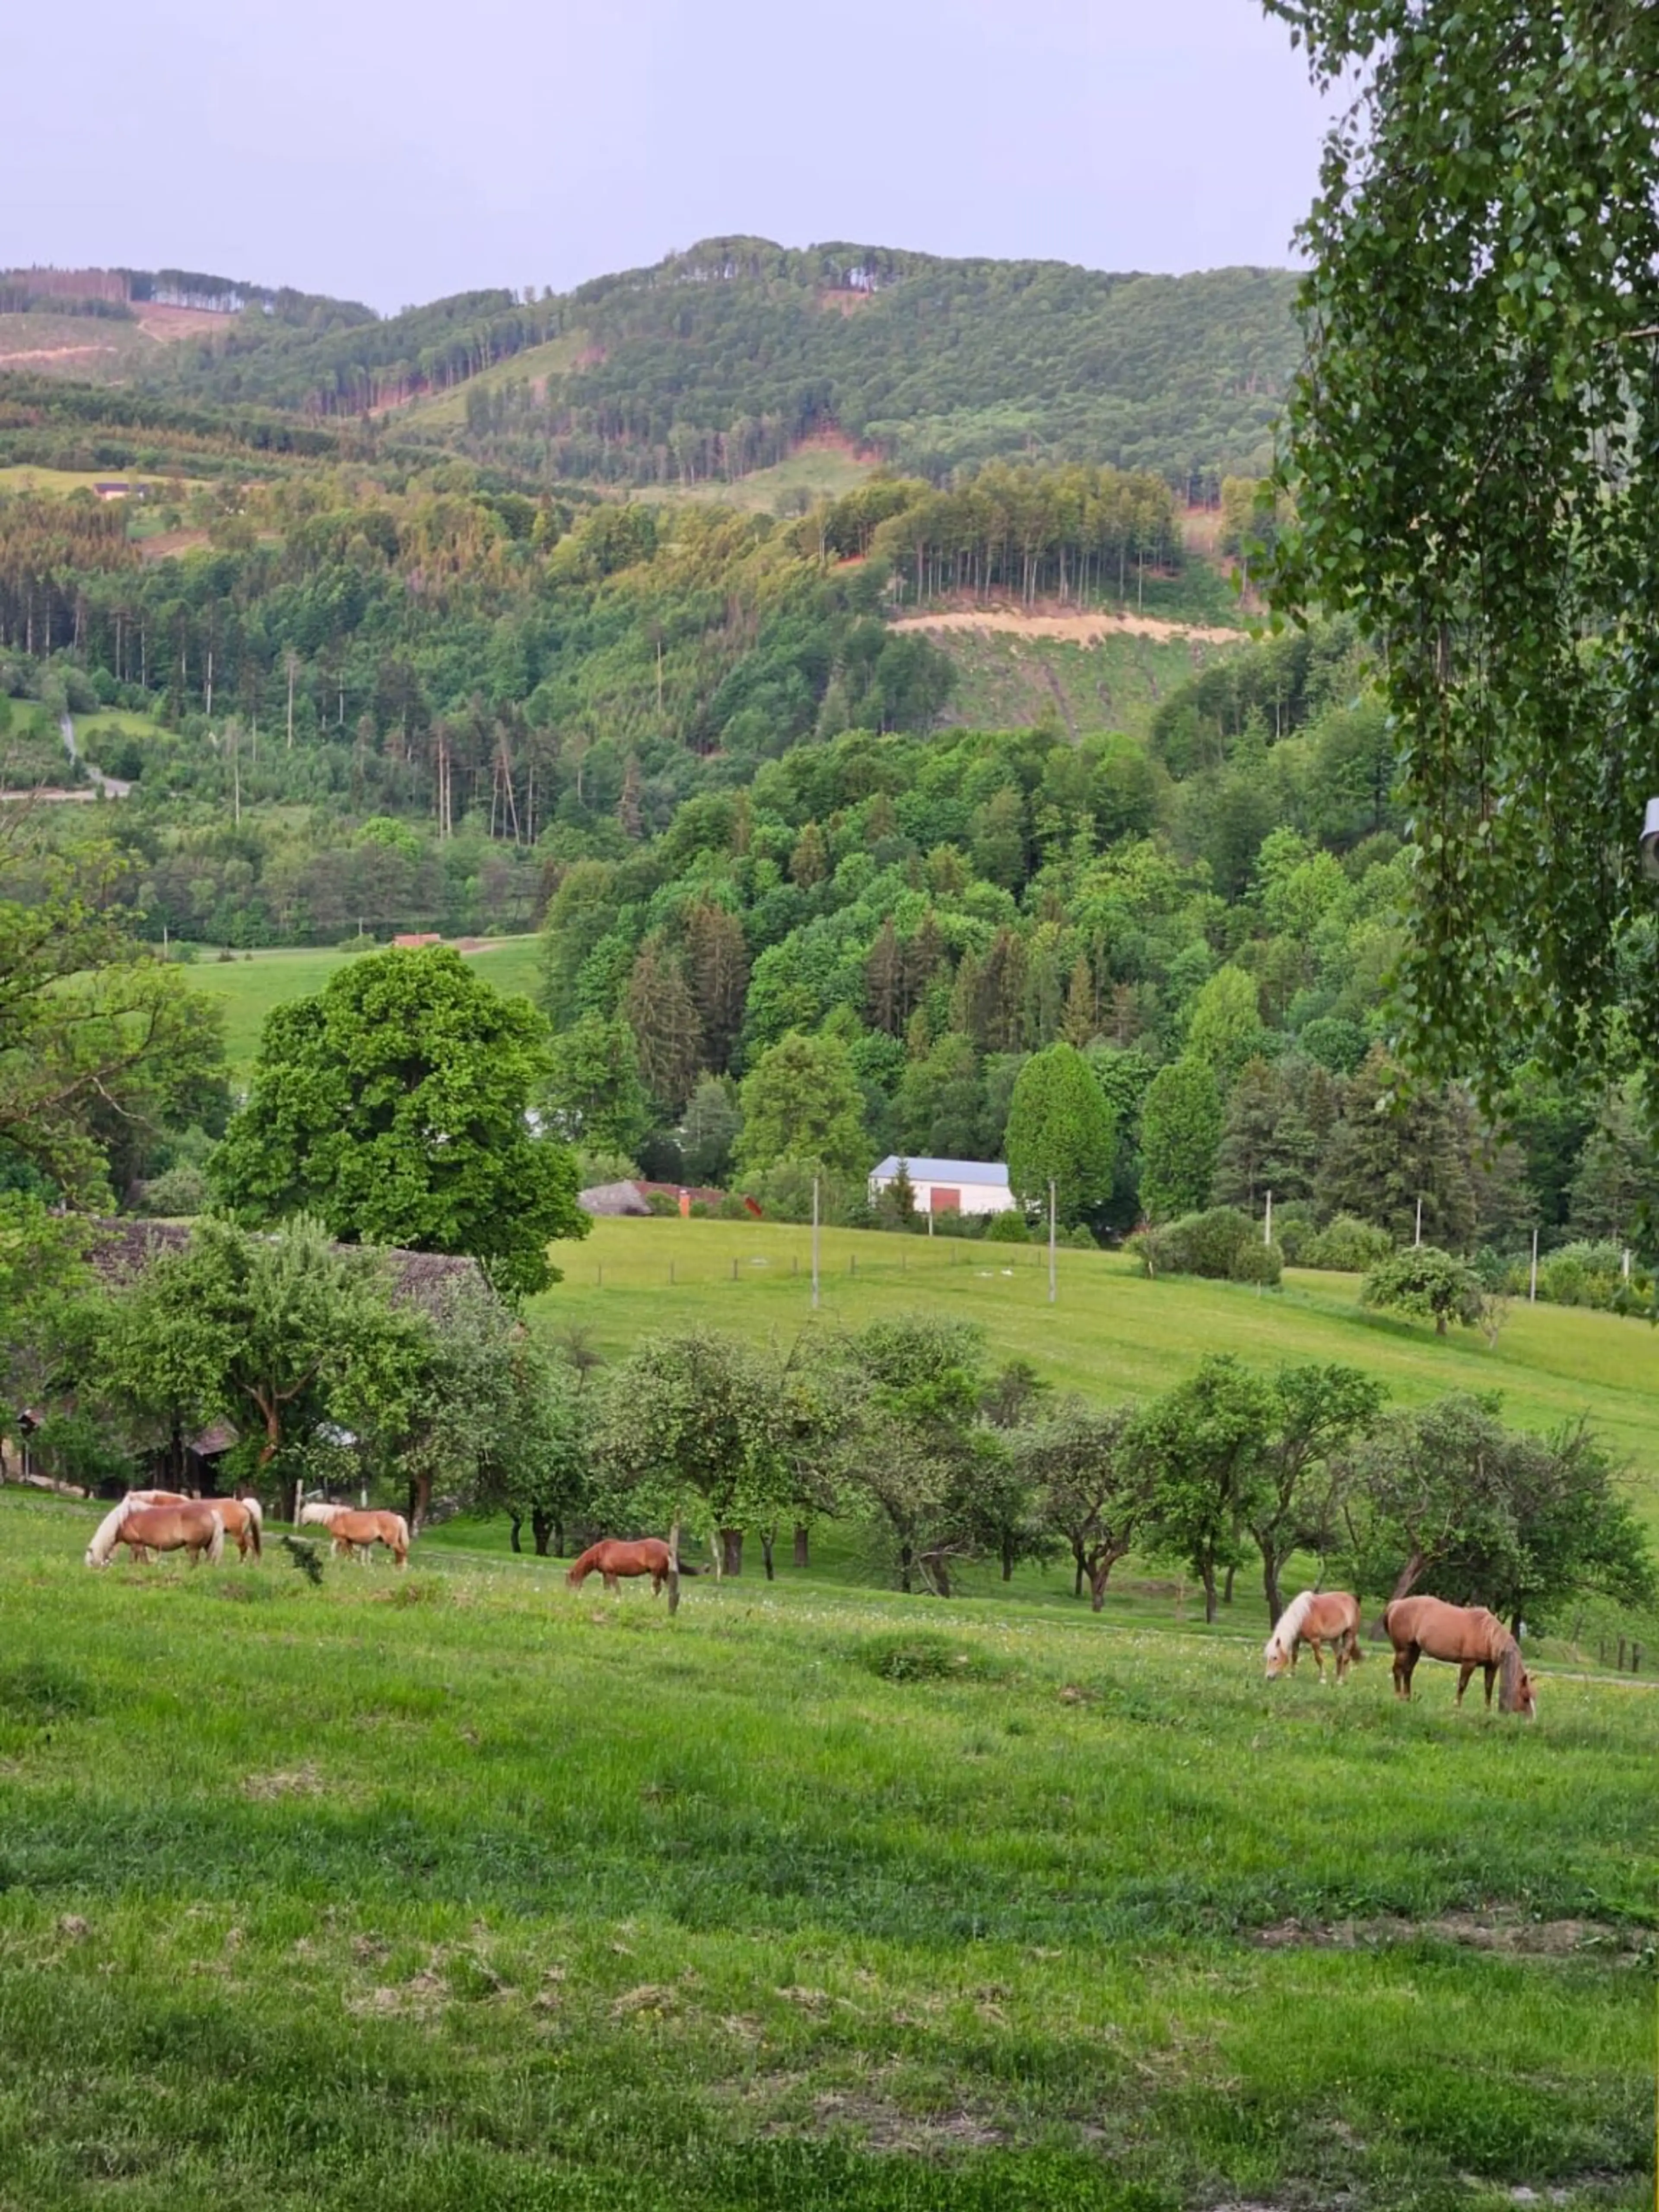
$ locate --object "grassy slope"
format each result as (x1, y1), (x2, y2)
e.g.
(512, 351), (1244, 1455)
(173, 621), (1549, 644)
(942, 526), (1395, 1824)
(537, 1220), (1659, 1546)
(0, 1485), (1650, 2212)
(931, 624), (1231, 735)
(392, 332), (594, 431)
(636, 444), (877, 514)
(0, 312), (164, 383)
(188, 937), (541, 1072)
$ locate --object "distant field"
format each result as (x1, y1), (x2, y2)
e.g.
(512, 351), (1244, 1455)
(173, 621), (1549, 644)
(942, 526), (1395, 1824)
(538, 1218), (1659, 1552)
(0, 1482), (1650, 2211)
(0, 465), (198, 498)
(0, 310), (164, 382)
(190, 936), (542, 1071)
(638, 441), (878, 514)
(926, 621), (1235, 735)
(394, 331), (594, 430)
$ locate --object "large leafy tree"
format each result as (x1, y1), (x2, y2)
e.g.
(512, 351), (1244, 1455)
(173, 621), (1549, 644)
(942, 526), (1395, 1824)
(0, 838), (228, 1204)
(211, 945), (587, 1297)
(1249, 1363), (1386, 1624)
(1137, 1058), (1223, 1224)
(735, 1030), (868, 1181)
(1138, 1354), (1274, 1621)
(1266, 0), (1659, 1106)
(1019, 1400), (1152, 1608)
(1003, 1042), (1117, 1227)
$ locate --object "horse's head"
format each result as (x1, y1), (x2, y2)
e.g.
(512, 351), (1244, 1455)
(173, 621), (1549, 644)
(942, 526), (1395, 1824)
(1514, 1668), (1537, 1720)
(1262, 1636), (1289, 1680)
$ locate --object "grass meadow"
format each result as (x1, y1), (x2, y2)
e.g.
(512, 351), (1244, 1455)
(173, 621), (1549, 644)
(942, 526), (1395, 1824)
(0, 1482), (1653, 2212)
(187, 938), (541, 1073)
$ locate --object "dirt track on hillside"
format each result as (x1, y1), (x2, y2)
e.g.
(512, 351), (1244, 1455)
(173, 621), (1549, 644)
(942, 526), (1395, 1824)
(888, 607), (1245, 647)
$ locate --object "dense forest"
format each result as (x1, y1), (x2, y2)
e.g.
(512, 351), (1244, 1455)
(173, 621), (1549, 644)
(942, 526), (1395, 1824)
(9, 240), (1299, 490)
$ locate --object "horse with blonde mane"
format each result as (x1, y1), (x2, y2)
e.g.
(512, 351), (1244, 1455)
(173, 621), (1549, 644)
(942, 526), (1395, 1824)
(298, 1501), (410, 1567)
(122, 1490), (263, 1561)
(566, 1538), (678, 1595)
(1383, 1595), (1537, 1717)
(1263, 1589), (1363, 1683)
(86, 1495), (226, 1569)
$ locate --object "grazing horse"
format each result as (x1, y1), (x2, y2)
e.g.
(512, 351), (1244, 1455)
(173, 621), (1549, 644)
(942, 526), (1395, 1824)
(86, 1496), (226, 1569)
(567, 1538), (679, 1595)
(1264, 1589), (1363, 1682)
(298, 1501), (410, 1567)
(129, 1490), (263, 1561)
(1383, 1595), (1536, 1718)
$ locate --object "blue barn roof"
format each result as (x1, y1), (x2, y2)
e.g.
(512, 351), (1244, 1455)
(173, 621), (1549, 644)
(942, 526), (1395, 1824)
(869, 1157), (1009, 1185)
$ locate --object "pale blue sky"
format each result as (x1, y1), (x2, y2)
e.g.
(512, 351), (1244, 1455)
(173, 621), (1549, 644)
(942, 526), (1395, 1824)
(5, 1), (1328, 310)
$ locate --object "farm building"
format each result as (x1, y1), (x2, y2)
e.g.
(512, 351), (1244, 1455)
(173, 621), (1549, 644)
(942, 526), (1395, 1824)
(868, 1156), (1014, 1217)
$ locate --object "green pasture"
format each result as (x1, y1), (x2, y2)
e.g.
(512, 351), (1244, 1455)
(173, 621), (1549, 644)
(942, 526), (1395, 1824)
(187, 936), (541, 1072)
(0, 1484), (1651, 2212)
(637, 443), (878, 514)
(538, 1218), (1659, 1536)
(931, 623), (1240, 737)
(394, 333), (594, 431)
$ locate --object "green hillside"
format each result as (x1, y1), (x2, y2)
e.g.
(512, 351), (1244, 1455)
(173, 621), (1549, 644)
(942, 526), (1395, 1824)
(35, 239), (1298, 492)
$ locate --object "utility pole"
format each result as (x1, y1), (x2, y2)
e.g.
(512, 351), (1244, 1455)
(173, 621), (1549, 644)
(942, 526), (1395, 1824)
(1264, 1189), (1273, 1247)
(1414, 1195), (1423, 1248)
(811, 1176), (820, 1312)
(1048, 1180), (1057, 1305)
(1529, 1226), (1538, 1303)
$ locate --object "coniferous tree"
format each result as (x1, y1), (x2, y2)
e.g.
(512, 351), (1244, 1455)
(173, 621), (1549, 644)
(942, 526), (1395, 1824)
(623, 935), (703, 1117)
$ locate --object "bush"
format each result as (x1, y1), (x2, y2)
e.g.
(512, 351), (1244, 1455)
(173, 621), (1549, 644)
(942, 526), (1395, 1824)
(644, 1192), (679, 1217)
(1061, 1224), (1098, 1250)
(1538, 1240), (1651, 1312)
(1228, 1237), (1283, 1286)
(1360, 1246), (1487, 1335)
(1303, 1214), (1395, 1271)
(1271, 1201), (1317, 1264)
(929, 1208), (987, 1239)
(575, 1148), (642, 1189)
(133, 1164), (210, 1218)
(1161, 1205), (1257, 1278)
(984, 1208), (1033, 1243)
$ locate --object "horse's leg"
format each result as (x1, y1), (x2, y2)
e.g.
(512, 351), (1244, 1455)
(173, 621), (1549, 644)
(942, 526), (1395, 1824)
(1393, 1644), (1417, 1699)
(1335, 1633), (1349, 1684)
(604, 1571), (619, 1595)
(1455, 1661), (1476, 1706)
(1309, 1634), (1326, 1682)
(1483, 1662), (1497, 1707)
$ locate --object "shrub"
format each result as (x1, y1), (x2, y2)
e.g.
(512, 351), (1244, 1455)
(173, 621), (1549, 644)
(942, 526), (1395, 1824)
(1061, 1224), (1098, 1250)
(1360, 1246), (1488, 1335)
(858, 1632), (1012, 1684)
(1271, 1201), (1317, 1264)
(1162, 1205), (1257, 1278)
(1303, 1214), (1395, 1271)
(1538, 1240), (1650, 1312)
(133, 1163), (210, 1218)
(984, 1208), (1034, 1243)
(1228, 1238), (1283, 1286)
(644, 1192), (679, 1217)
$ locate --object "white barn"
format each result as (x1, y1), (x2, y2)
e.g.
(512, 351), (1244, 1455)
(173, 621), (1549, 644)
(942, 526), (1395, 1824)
(868, 1156), (1015, 1218)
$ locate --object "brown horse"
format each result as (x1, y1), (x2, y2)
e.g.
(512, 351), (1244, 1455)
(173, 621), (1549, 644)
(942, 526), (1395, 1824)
(1383, 1595), (1537, 1717)
(1264, 1589), (1364, 1682)
(567, 1538), (678, 1595)
(134, 1490), (263, 1561)
(86, 1498), (226, 1568)
(299, 1502), (410, 1566)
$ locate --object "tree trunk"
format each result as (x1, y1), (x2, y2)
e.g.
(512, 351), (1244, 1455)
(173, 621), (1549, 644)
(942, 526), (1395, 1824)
(1223, 1562), (1236, 1606)
(553, 1517), (565, 1557)
(1001, 1532), (1015, 1581)
(667, 1514), (681, 1616)
(719, 1527), (744, 1577)
(1262, 1556), (1283, 1626)
(899, 1540), (913, 1595)
(407, 1470), (432, 1534)
(508, 1513), (522, 1554)
(792, 1523), (810, 1569)
(1072, 1541), (1087, 1599)
(1389, 1550), (1427, 1602)
(1201, 1561), (1219, 1622)
(760, 1529), (775, 1581)
(530, 1509), (553, 1557)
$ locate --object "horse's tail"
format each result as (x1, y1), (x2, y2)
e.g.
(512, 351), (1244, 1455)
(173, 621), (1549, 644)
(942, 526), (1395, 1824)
(204, 1510), (226, 1566)
(390, 1514), (410, 1557)
(86, 1494), (139, 1567)
(242, 1497), (263, 1558)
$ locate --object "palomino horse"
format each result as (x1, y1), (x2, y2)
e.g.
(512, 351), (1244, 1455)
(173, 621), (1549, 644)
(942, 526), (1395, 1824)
(127, 1490), (263, 1561)
(567, 1538), (679, 1595)
(1383, 1595), (1537, 1718)
(1264, 1589), (1364, 1682)
(298, 1501), (411, 1567)
(86, 1496), (226, 1569)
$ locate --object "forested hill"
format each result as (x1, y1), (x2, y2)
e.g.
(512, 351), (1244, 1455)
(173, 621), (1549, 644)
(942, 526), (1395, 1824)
(76, 239), (1298, 491)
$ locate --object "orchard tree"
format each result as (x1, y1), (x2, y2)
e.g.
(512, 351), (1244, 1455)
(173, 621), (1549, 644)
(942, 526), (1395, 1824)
(211, 945), (587, 1298)
(594, 1328), (788, 1576)
(1137, 1058), (1223, 1223)
(1003, 1042), (1117, 1227)
(1138, 1355), (1274, 1621)
(483, 1339), (591, 1557)
(830, 1313), (986, 1594)
(1266, 0), (1659, 1114)
(1249, 1363), (1386, 1624)
(1019, 1400), (1152, 1608)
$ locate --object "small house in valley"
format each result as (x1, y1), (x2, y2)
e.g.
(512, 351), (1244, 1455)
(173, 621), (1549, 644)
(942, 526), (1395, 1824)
(868, 1156), (1014, 1218)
